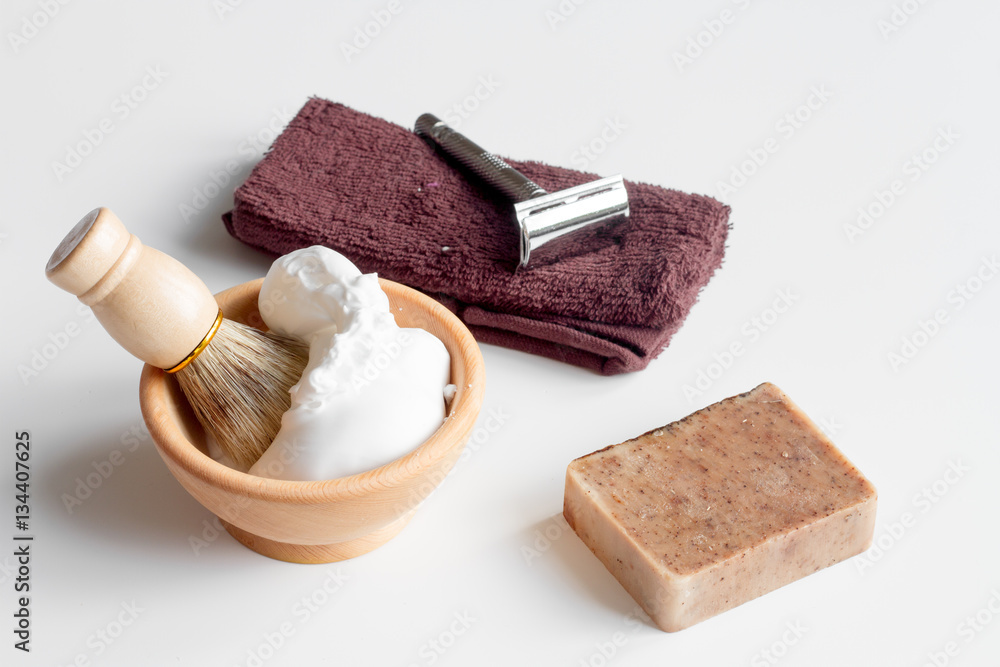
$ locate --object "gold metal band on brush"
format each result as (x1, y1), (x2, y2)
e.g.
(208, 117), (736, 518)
(165, 309), (224, 374)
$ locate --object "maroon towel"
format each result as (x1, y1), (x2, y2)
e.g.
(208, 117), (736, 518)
(223, 98), (729, 375)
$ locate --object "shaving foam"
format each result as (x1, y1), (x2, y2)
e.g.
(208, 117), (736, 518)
(247, 246), (450, 481)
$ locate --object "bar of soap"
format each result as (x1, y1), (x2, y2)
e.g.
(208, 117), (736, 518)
(564, 382), (877, 632)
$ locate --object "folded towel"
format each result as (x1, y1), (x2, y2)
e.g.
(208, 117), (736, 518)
(223, 98), (729, 375)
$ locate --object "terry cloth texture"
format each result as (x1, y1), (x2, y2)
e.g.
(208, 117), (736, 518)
(223, 98), (729, 375)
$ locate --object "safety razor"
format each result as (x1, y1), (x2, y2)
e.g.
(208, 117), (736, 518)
(415, 113), (630, 268)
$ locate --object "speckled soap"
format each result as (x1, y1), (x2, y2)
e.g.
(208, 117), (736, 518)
(564, 382), (877, 632)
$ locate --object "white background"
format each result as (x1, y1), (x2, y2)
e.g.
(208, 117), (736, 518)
(3, 1), (999, 665)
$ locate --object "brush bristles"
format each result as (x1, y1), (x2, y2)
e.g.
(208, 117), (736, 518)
(175, 319), (309, 470)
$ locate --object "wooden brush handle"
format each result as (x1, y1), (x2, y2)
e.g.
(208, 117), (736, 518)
(45, 207), (221, 370)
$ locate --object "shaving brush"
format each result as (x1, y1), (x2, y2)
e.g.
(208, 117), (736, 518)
(46, 207), (308, 469)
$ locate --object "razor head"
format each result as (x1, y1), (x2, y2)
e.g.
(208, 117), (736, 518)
(513, 175), (629, 268)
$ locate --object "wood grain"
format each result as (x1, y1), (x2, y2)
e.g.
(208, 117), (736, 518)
(46, 207), (221, 369)
(140, 278), (486, 563)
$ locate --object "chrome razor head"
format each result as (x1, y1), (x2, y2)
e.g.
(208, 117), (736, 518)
(513, 175), (629, 268)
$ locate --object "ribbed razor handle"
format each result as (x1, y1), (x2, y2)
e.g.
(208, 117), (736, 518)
(415, 113), (545, 203)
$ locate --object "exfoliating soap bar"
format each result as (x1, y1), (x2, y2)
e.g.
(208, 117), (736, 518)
(564, 382), (876, 632)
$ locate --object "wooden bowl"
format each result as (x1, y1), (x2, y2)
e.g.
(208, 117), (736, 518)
(139, 278), (485, 563)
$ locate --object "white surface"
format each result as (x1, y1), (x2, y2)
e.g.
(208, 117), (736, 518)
(2, 1), (998, 665)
